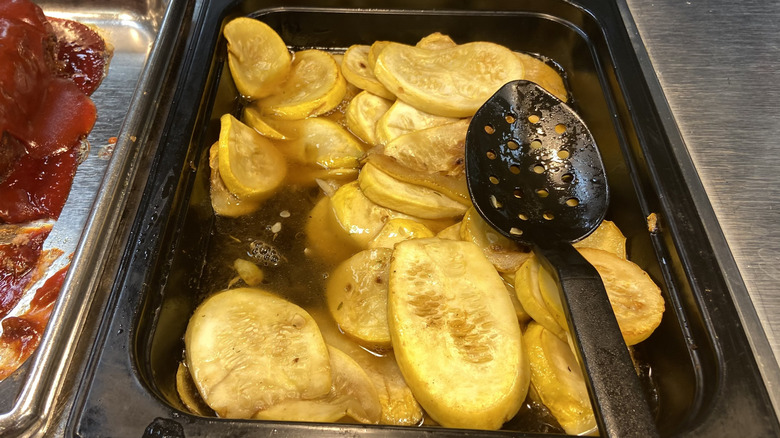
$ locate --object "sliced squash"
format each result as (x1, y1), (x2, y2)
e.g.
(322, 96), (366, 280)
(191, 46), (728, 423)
(326, 248), (393, 348)
(224, 17), (291, 99)
(388, 238), (529, 430)
(359, 162), (468, 219)
(258, 49), (346, 119)
(254, 345), (382, 424)
(185, 288), (331, 419)
(341, 45), (395, 99)
(375, 42), (525, 117)
(524, 321), (597, 436)
(375, 100), (459, 145)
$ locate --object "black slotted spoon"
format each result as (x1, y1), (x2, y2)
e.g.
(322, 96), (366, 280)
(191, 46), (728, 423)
(465, 80), (658, 437)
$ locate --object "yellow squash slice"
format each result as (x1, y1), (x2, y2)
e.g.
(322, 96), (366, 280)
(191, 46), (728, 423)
(578, 248), (664, 345)
(341, 45), (395, 99)
(311, 310), (424, 426)
(258, 49), (346, 119)
(305, 196), (362, 266)
(536, 248), (664, 345)
(185, 288), (331, 419)
(375, 42), (525, 117)
(330, 181), (416, 248)
(345, 90), (393, 146)
(514, 52), (568, 102)
(359, 162), (468, 219)
(268, 117), (364, 170)
(460, 207), (531, 273)
(224, 17), (291, 99)
(208, 143), (261, 217)
(382, 119), (469, 177)
(217, 114), (286, 201)
(369, 218), (434, 249)
(415, 32), (457, 50)
(514, 256), (567, 339)
(326, 248), (393, 348)
(243, 106), (290, 140)
(524, 322), (597, 436)
(573, 220), (627, 259)
(375, 100), (459, 145)
(388, 238), (529, 430)
(254, 345), (382, 424)
(367, 40), (391, 70)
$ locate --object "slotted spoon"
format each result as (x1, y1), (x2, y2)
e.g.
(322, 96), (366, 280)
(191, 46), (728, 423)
(465, 80), (658, 437)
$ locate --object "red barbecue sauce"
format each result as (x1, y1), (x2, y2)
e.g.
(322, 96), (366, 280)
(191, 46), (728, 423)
(0, 0), (109, 223)
(0, 264), (67, 380)
(0, 226), (51, 320)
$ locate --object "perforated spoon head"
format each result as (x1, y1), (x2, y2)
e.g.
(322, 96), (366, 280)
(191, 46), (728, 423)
(465, 80), (608, 245)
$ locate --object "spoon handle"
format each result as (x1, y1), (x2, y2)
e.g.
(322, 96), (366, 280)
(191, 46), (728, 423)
(535, 241), (659, 438)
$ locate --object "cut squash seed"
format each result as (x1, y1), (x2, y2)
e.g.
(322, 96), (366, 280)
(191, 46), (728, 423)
(217, 114), (286, 201)
(326, 248), (393, 348)
(342, 45), (395, 100)
(258, 50), (346, 119)
(375, 42), (525, 117)
(388, 238), (529, 430)
(224, 17), (291, 99)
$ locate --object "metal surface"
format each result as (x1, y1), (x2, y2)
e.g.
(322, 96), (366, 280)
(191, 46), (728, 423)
(622, 0), (780, 412)
(0, 0), (183, 436)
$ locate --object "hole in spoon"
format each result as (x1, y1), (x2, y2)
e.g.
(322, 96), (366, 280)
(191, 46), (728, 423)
(566, 198), (579, 207)
(486, 150), (497, 160)
(484, 124), (495, 134)
(513, 189), (522, 198)
(543, 212), (555, 220)
(530, 139), (543, 150)
(510, 165), (521, 174)
(510, 227), (524, 236)
(533, 164), (545, 174)
(518, 213), (528, 220)
(505, 114), (516, 124)
(528, 114), (540, 124)
(489, 176), (500, 184)
(555, 124), (567, 134)
(507, 140), (519, 150)
(562, 173), (574, 183)
(557, 150), (570, 160)
(536, 189), (549, 198)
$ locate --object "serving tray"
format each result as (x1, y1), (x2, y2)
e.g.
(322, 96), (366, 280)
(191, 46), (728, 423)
(0, 0), (189, 436)
(67, 0), (780, 436)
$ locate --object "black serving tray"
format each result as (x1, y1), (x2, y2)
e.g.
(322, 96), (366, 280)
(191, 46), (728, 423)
(68, 0), (780, 436)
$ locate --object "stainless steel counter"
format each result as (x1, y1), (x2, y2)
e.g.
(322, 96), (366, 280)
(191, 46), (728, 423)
(624, 0), (780, 401)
